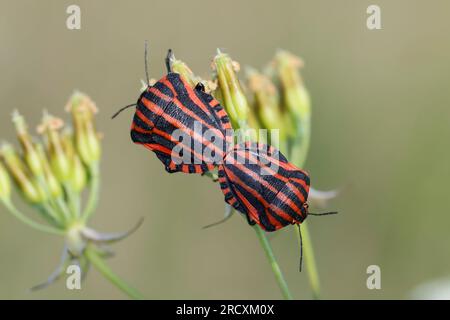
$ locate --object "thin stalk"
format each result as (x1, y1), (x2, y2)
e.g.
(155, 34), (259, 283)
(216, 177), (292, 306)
(33, 202), (60, 227)
(63, 182), (80, 220)
(2, 200), (64, 235)
(84, 245), (143, 300)
(55, 196), (72, 223)
(290, 143), (321, 299)
(81, 163), (99, 223)
(253, 224), (293, 300)
(297, 221), (320, 299)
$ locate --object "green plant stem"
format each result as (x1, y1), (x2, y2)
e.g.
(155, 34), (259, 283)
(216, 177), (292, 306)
(290, 144), (321, 299)
(2, 200), (64, 235)
(81, 163), (99, 223)
(253, 224), (293, 300)
(298, 222), (320, 299)
(84, 245), (144, 300)
(63, 182), (80, 220)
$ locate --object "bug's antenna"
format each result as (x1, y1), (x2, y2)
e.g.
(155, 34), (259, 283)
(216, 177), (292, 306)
(144, 40), (150, 85)
(308, 211), (338, 216)
(296, 224), (303, 272)
(165, 49), (174, 73)
(111, 103), (137, 119)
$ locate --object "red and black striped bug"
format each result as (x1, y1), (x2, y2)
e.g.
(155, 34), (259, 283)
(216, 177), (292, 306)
(216, 142), (337, 270)
(217, 141), (311, 232)
(113, 46), (232, 174)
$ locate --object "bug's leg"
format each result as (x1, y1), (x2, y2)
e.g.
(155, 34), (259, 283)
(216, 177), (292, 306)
(257, 209), (275, 231)
(245, 212), (257, 226)
(201, 170), (218, 182)
(296, 224), (303, 272)
(195, 82), (206, 92)
(165, 49), (173, 73)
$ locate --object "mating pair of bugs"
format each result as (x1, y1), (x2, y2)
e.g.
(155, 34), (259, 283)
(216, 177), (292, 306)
(114, 45), (336, 270)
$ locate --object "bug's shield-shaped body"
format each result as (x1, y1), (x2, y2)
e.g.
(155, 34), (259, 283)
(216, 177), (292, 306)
(218, 142), (310, 232)
(130, 73), (232, 174)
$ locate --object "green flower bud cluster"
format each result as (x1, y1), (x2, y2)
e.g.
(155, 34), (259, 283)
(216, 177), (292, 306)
(167, 49), (311, 161)
(0, 93), (143, 298)
(0, 92), (102, 232)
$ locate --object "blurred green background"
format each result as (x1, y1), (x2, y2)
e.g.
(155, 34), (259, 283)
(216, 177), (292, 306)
(1, 0), (450, 299)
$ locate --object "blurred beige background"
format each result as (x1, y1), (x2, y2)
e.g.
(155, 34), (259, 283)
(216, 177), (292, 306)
(0, 0), (450, 299)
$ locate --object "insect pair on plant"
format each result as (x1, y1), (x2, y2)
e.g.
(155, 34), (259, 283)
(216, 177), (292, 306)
(113, 44), (337, 270)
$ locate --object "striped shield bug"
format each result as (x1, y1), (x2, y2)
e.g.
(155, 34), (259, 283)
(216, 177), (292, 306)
(217, 141), (311, 232)
(113, 45), (233, 174)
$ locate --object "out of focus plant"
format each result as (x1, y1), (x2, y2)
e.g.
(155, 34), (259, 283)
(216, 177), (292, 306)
(0, 93), (142, 299)
(170, 49), (337, 300)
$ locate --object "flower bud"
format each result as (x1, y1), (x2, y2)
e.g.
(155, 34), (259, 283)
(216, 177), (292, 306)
(12, 110), (44, 177)
(0, 161), (11, 201)
(66, 92), (101, 166)
(35, 144), (63, 199)
(213, 51), (250, 129)
(274, 50), (311, 165)
(38, 112), (71, 183)
(171, 56), (199, 88)
(274, 50), (310, 120)
(62, 130), (87, 193)
(170, 54), (215, 93)
(0, 143), (45, 203)
(70, 155), (87, 193)
(247, 69), (286, 145)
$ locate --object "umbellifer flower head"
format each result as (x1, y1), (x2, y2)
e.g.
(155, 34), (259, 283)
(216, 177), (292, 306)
(0, 93), (142, 298)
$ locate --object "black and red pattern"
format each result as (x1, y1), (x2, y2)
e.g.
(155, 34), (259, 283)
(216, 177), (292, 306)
(218, 142), (310, 231)
(129, 68), (311, 232)
(131, 72), (232, 174)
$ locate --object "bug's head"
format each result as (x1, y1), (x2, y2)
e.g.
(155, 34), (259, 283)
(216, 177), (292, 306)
(302, 203), (310, 218)
(111, 45), (176, 121)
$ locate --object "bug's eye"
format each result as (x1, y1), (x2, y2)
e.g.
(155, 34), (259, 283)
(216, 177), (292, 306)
(195, 82), (206, 92)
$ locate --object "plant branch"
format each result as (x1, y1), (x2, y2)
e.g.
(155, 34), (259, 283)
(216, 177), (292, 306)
(82, 163), (100, 223)
(2, 200), (64, 235)
(290, 142), (321, 299)
(297, 221), (320, 299)
(84, 245), (144, 300)
(253, 224), (293, 300)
